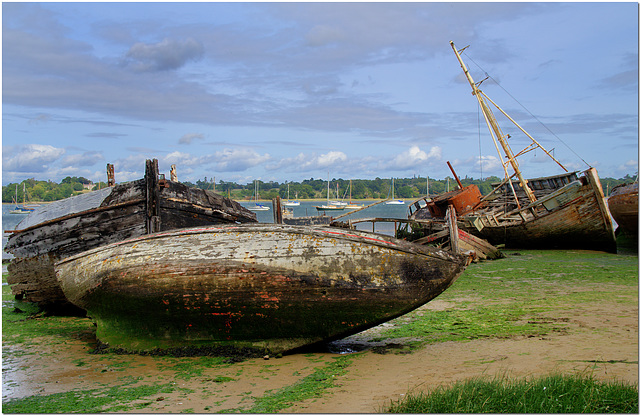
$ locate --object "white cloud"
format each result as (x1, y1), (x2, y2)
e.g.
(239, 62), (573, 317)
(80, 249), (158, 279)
(316, 151), (347, 167)
(213, 148), (271, 172)
(389, 146), (441, 169)
(267, 151), (348, 173)
(61, 151), (104, 167)
(3, 144), (65, 172)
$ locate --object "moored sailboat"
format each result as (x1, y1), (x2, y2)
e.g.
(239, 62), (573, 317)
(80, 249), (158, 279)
(316, 174), (345, 212)
(385, 178), (405, 205)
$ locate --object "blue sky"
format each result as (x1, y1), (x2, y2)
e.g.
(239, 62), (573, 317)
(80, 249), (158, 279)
(2, 2), (638, 186)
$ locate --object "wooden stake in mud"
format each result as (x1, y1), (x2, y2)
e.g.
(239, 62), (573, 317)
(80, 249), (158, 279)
(145, 159), (161, 234)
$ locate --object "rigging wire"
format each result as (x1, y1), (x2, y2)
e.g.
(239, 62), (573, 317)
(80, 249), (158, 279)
(462, 51), (592, 168)
(477, 100), (483, 180)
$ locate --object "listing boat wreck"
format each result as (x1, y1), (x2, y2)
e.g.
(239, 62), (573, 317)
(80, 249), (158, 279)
(607, 182), (638, 237)
(5, 159), (256, 308)
(55, 223), (471, 354)
(404, 42), (616, 253)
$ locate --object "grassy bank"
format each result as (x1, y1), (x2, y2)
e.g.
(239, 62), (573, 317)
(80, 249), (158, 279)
(363, 249), (638, 351)
(2, 249), (637, 412)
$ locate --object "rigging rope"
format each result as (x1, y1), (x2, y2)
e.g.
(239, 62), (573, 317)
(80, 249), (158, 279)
(462, 51), (592, 169)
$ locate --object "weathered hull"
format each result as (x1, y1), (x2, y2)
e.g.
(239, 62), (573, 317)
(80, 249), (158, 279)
(5, 161), (256, 307)
(460, 168), (616, 252)
(55, 224), (469, 354)
(608, 183), (638, 237)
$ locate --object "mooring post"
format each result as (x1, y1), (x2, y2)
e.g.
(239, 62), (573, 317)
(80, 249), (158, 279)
(107, 164), (115, 187)
(272, 197), (283, 224)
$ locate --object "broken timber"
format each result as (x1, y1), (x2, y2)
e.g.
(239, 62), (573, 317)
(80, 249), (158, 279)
(339, 215), (503, 261)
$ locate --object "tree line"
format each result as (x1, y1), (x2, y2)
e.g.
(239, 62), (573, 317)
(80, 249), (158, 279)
(3, 173), (637, 204)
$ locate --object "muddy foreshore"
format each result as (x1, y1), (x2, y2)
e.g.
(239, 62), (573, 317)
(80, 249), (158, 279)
(2, 249), (638, 413)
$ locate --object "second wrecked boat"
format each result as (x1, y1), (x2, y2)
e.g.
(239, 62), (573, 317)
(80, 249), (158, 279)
(404, 42), (616, 253)
(55, 223), (471, 354)
(5, 159), (256, 308)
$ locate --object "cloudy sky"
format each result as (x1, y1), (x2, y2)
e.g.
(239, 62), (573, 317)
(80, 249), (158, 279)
(2, 2), (638, 186)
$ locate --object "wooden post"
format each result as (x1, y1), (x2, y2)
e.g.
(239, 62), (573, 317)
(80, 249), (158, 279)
(272, 197), (283, 224)
(145, 159), (161, 234)
(170, 164), (177, 182)
(446, 205), (459, 254)
(107, 164), (115, 187)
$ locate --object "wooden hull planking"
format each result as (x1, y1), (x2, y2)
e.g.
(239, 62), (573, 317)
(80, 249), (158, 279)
(607, 183), (638, 237)
(56, 224), (470, 354)
(5, 161), (256, 307)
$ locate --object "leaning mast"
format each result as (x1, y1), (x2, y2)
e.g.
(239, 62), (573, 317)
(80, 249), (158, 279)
(450, 41), (537, 205)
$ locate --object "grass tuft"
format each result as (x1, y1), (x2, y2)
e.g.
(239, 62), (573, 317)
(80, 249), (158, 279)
(385, 373), (638, 413)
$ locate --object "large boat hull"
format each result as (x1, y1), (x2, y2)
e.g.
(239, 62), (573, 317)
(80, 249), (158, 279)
(55, 224), (469, 354)
(461, 169), (616, 252)
(5, 160), (256, 308)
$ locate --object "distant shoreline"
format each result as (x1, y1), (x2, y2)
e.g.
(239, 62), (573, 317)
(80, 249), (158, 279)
(3, 198), (392, 206)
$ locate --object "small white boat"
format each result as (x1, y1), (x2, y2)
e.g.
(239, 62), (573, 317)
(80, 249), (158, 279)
(283, 185), (300, 206)
(248, 204), (270, 211)
(248, 180), (270, 211)
(386, 178), (405, 205)
(315, 173), (346, 212)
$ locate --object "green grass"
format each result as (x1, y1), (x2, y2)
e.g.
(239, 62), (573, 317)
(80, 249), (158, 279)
(1, 381), (184, 413)
(368, 250), (638, 349)
(384, 373), (638, 413)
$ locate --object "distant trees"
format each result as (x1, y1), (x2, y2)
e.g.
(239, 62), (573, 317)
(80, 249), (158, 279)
(2, 176), (94, 203)
(3, 172), (636, 204)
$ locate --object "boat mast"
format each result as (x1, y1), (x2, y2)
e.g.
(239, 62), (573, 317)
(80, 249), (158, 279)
(450, 41), (537, 205)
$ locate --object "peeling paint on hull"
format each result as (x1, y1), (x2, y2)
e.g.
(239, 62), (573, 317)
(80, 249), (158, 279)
(56, 224), (469, 354)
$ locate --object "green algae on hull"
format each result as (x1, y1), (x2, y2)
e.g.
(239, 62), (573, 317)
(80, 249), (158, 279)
(55, 224), (469, 354)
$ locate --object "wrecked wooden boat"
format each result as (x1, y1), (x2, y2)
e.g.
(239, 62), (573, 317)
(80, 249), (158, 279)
(55, 223), (471, 354)
(402, 42), (616, 252)
(607, 182), (638, 237)
(5, 159), (256, 308)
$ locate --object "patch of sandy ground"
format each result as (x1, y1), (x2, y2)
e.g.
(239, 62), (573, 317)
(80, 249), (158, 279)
(3, 295), (637, 413)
